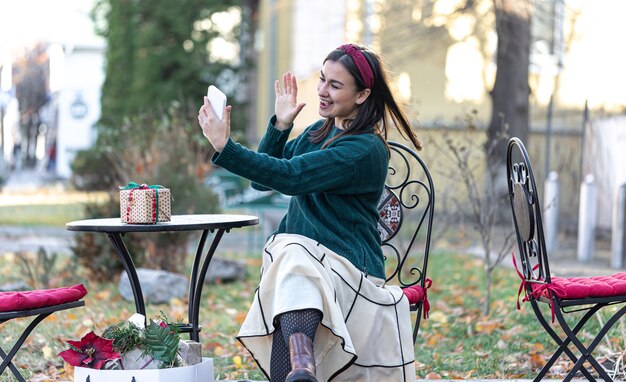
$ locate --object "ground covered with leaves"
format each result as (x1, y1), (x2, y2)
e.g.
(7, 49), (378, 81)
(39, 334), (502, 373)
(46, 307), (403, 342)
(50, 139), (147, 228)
(1, 248), (625, 381)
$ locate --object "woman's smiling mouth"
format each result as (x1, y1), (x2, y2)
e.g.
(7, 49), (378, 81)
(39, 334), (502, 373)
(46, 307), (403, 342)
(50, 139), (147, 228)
(320, 99), (332, 110)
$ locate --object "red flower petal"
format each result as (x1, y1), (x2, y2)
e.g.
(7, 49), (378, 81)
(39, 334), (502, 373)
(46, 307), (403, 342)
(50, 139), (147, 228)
(67, 331), (99, 349)
(58, 349), (88, 367)
(60, 331), (120, 369)
(93, 337), (119, 357)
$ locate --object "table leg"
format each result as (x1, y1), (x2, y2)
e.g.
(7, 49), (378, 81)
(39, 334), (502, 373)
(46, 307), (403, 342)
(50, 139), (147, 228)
(189, 229), (225, 341)
(188, 229), (209, 324)
(107, 233), (146, 317)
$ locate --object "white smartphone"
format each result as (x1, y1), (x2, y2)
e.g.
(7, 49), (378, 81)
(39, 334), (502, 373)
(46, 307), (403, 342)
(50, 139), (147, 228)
(207, 85), (227, 120)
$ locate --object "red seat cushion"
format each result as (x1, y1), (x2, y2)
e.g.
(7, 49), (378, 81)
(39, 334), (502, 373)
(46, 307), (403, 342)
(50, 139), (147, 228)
(403, 284), (426, 304)
(0, 284), (87, 312)
(402, 278), (432, 318)
(530, 273), (626, 300)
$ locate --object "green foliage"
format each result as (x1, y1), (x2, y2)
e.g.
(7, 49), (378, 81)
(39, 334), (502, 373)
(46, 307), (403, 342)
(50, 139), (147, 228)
(143, 321), (180, 367)
(17, 247), (55, 289)
(12, 247), (81, 289)
(101, 315), (181, 369)
(102, 320), (144, 356)
(72, 0), (248, 273)
(71, 194), (146, 281)
(96, 103), (219, 215)
(91, 0), (244, 131)
(70, 149), (117, 191)
(79, 0), (249, 194)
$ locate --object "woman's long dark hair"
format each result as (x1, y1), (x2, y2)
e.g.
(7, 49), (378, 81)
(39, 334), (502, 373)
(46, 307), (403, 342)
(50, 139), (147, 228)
(309, 45), (422, 151)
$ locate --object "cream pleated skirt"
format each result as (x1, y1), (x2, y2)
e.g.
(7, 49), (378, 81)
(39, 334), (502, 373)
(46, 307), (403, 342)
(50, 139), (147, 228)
(237, 233), (416, 382)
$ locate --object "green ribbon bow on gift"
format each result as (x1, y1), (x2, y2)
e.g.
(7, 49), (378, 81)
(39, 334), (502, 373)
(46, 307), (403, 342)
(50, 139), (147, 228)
(120, 182), (165, 223)
(119, 182), (165, 191)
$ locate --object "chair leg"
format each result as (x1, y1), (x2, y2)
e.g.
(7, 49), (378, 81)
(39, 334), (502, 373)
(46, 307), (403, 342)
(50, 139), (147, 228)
(558, 307), (606, 382)
(0, 313), (50, 382)
(587, 304), (626, 380)
(557, 304), (626, 382)
(554, 307), (600, 381)
(530, 301), (597, 381)
(1, 347), (27, 382)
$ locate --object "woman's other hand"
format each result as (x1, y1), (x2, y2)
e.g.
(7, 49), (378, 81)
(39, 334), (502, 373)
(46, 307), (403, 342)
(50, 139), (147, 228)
(275, 71), (306, 131)
(198, 96), (231, 152)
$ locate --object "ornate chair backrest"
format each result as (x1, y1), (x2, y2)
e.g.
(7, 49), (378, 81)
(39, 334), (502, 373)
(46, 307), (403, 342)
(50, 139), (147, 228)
(378, 141), (435, 290)
(506, 137), (551, 284)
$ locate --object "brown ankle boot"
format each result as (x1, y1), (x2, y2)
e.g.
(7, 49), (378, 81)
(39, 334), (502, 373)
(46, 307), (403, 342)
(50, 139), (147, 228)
(285, 332), (318, 382)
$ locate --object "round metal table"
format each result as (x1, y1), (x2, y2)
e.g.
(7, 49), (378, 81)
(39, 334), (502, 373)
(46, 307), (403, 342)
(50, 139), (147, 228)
(67, 214), (259, 341)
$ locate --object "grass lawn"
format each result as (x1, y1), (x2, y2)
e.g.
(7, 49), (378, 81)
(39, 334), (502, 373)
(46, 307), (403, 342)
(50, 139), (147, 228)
(2, 245), (624, 381)
(0, 191), (107, 226)
(0, 194), (620, 380)
(0, 203), (86, 226)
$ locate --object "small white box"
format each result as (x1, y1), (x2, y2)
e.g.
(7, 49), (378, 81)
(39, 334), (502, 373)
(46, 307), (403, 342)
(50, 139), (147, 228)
(74, 357), (213, 382)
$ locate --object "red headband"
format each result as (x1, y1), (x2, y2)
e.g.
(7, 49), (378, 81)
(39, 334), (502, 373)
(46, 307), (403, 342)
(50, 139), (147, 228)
(339, 44), (374, 89)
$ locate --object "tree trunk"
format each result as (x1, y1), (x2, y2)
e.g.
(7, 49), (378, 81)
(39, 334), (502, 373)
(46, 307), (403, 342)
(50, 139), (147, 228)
(484, 269), (492, 316)
(487, 0), (532, 170)
(482, 237), (492, 315)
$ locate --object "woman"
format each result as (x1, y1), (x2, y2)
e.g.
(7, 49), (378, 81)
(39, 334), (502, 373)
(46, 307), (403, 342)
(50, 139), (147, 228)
(198, 44), (422, 382)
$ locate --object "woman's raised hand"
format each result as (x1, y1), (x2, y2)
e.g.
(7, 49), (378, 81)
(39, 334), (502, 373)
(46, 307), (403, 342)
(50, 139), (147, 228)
(198, 96), (231, 152)
(274, 71), (306, 131)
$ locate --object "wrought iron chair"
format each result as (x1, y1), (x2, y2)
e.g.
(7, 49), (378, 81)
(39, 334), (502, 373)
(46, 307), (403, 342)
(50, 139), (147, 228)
(507, 137), (626, 381)
(0, 284), (87, 381)
(378, 141), (435, 344)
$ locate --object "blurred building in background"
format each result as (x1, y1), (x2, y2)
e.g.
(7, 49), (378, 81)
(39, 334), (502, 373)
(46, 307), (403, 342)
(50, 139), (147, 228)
(0, 0), (104, 178)
(249, 0), (626, 232)
(52, 42), (105, 178)
(253, 0), (626, 134)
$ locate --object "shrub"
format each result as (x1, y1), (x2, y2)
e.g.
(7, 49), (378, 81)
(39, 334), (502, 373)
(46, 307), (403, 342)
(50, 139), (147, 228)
(14, 247), (82, 288)
(71, 195), (146, 282)
(71, 103), (219, 278)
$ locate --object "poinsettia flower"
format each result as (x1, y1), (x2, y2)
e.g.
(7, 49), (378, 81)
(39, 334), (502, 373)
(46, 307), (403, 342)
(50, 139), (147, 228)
(58, 331), (121, 369)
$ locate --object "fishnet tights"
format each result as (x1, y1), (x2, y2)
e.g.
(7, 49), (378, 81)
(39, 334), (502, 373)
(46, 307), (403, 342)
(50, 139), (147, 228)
(270, 309), (322, 382)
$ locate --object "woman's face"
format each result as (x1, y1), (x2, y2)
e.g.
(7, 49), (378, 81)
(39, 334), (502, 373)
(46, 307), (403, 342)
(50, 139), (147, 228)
(317, 60), (370, 128)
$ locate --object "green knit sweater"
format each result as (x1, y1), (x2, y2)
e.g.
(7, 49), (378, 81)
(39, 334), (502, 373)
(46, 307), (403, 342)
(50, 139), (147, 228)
(211, 117), (389, 278)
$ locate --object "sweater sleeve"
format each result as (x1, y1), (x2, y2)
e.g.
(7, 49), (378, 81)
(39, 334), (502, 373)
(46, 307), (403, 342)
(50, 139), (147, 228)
(250, 117), (292, 191)
(250, 117), (321, 191)
(212, 134), (386, 196)
(256, 116), (294, 158)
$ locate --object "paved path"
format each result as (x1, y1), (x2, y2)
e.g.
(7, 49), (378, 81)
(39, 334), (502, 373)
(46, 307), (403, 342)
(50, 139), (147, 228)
(0, 224), (74, 253)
